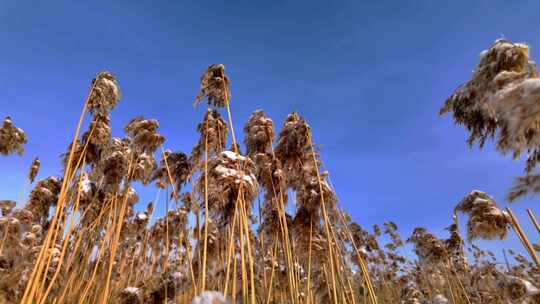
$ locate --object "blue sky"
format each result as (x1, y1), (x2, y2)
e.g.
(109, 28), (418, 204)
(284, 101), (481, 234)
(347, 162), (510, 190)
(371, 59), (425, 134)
(1, 0), (540, 260)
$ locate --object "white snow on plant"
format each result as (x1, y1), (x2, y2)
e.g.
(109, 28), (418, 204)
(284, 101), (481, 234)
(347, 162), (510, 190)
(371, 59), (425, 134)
(215, 165), (256, 186)
(123, 286), (140, 295)
(192, 291), (228, 304)
(221, 150), (247, 162)
(433, 294), (448, 304)
(136, 212), (148, 221)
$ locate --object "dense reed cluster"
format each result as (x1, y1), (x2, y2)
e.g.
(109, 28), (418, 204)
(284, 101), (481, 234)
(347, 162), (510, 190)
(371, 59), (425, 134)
(2, 40), (540, 304)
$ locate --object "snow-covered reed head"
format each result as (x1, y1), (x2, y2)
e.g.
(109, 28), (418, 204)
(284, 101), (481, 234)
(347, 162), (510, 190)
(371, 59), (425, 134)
(243, 110), (275, 156)
(455, 190), (509, 241)
(119, 286), (142, 304)
(0, 116), (27, 156)
(194, 64), (230, 108)
(348, 222), (380, 255)
(131, 151), (157, 185)
(191, 109), (228, 168)
(275, 112), (312, 188)
(192, 291), (229, 304)
(400, 280), (423, 304)
(88, 71), (121, 115)
(441, 39), (540, 201)
(25, 176), (62, 224)
(28, 157), (40, 184)
(81, 113), (112, 165)
(124, 117), (165, 154)
(499, 276), (540, 303)
(433, 294), (449, 304)
(94, 137), (131, 191)
(195, 150), (258, 226)
(151, 150), (190, 195)
(407, 227), (448, 266)
(440, 39), (535, 149)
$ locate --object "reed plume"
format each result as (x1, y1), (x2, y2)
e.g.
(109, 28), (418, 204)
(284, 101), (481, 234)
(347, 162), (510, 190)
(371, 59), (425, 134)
(27, 158), (40, 184)
(455, 190), (509, 241)
(191, 109), (228, 169)
(407, 227), (448, 266)
(441, 39), (540, 202)
(87, 71), (121, 115)
(0, 116), (27, 156)
(3, 48), (540, 303)
(195, 150), (258, 226)
(124, 117), (165, 154)
(194, 64), (230, 108)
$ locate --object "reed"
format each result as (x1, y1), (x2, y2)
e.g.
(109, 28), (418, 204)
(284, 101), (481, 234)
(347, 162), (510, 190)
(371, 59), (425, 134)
(3, 39), (540, 303)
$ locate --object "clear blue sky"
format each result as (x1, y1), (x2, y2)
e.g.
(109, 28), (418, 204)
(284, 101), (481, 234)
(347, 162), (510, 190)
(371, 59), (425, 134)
(1, 0), (540, 260)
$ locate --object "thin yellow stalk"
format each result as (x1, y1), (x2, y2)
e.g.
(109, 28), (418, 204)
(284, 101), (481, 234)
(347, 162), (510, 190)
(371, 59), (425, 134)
(0, 223), (9, 256)
(306, 219), (314, 304)
(195, 207), (202, 281)
(60, 221), (105, 304)
(278, 201), (299, 303)
(224, 191), (240, 295)
(80, 243), (104, 304)
(133, 232), (151, 286)
(36, 184), (75, 300)
(68, 249), (94, 301)
(526, 209), (540, 235)
(222, 90), (260, 302)
(446, 259), (471, 304)
(232, 252), (238, 303)
(33, 184), (71, 300)
(261, 235), (267, 295)
(325, 217), (354, 302)
(222, 90), (245, 299)
(239, 196), (257, 304)
(443, 265), (457, 304)
(345, 275), (357, 304)
(267, 143), (299, 302)
(224, 100), (237, 151)
(116, 250), (129, 287)
(322, 263), (332, 302)
(148, 251), (159, 281)
(81, 201), (117, 303)
(336, 211), (377, 304)
(506, 207), (540, 268)
(159, 145), (180, 298)
(164, 189), (170, 303)
(340, 290), (349, 304)
(267, 172), (298, 303)
(201, 122), (210, 292)
(21, 80), (94, 304)
(307, 138), (338, 304)
(57, 273), (76, 304)
(100, 155), (135, 304)
(265, 239), (278, 304)
(62, 199), (113, 283)
(237, 198), (248, 303)
(39, 164), (87, 303)
(329, 229), (357, 304)
(185, 237), (198, 293)
(154, 148), (174, 285)
(126, 239), (143, 287)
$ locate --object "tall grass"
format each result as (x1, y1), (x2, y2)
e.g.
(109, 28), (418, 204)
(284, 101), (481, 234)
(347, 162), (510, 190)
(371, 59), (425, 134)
(2, 40), (540, 303)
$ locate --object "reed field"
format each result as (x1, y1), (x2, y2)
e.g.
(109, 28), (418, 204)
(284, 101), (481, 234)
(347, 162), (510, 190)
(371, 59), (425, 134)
(3, 39), (540, 303)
